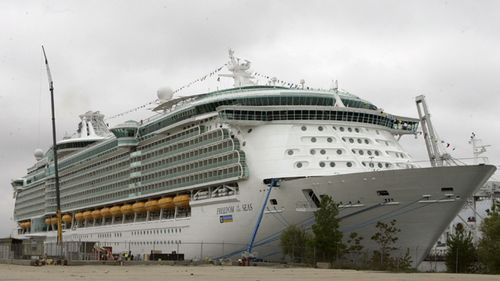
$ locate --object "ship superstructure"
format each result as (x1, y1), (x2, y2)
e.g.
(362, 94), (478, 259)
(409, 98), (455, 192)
(11, 51), (495, 266)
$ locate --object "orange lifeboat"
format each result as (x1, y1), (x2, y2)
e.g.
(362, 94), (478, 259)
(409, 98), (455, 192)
(158, 197), (174, 209)
(62, 214), (72, 223)
(83, 211), (92, 220)
(173, 195), (190, 208)
(132, 202), (146, 213)
(100, 207), (111, 218)
(91, 210), (102, 219)
(121, 204), (133, 215)
(45, 217), (51, 225)
(50, 217), (58, 225)
(110, 206), (122, 216)
(75, 212), (84, 221)
(145, 200), (159, 212)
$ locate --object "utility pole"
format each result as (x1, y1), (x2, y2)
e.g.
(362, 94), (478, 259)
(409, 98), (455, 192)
(42, 46), (63, 246)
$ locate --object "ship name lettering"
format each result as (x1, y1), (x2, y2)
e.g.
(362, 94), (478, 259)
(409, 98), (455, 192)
(217, 206), (235, 215)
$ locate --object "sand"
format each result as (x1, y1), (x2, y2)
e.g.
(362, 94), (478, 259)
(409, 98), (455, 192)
(0, 264), (498, 281)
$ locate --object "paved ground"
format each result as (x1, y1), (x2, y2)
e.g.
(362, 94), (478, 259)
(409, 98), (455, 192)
(0, 264), (499, 281)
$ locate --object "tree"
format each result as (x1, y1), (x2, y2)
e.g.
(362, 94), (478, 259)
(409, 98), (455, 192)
(445, 224), (477, 273)
(478, 203), (500, 273)
(345, 232), (364, 267)
(280, 225), (311, 262)
(311, 195), (344, 263)
(370, 219), (401, 270)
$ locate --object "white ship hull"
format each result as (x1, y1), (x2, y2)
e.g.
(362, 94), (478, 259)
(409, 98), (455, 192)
(38, 164), (494, 267)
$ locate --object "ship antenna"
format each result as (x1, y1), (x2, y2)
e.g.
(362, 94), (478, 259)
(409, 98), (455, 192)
(42, 45), (63, 248)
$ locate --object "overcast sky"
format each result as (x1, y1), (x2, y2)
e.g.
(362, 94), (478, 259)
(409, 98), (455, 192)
(1, 0), (499, 236)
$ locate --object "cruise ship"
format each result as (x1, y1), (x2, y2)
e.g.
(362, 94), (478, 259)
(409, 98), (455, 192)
(11, 50), (496, 266)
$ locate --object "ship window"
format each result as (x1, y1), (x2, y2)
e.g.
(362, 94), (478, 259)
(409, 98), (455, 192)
(320, 149), (326, 155)
(375, 151), (380, 156)
(352, 149), (356, 154)
(378, 163), (383, 168)
(377, 190), (389, 196)
(349, 138), (354, 143)
(310, 149), (316, 155)
(301, 126), (307, 131)
(287, 150), (294, 156)
(296, 162), (303, 168)
(319, 162), (325, 168)
(364, 139), (369, 144)
(327, 137), (333, 143)
(359, 150), (364, 155)
(337, 149), (342, 155)
(270, 199), (278, 205)
(339, 127), (345, 132)
(347, 162), (353, 167)
(367, 151), (372, 156)
(355, 128), (360, 133)
(311, 137), (317, 143)
(318, 126), (324, 131)
(330, 162), (335, 167)
(357, 139), (362, 144)
(441, 187), (454, 192)
(348, 127), (352, 132)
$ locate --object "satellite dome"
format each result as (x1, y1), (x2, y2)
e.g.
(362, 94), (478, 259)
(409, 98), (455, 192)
(157, 87), (174, 102)
(34, 149), (44, 161)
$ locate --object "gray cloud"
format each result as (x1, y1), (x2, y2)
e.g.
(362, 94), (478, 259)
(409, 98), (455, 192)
(1, 0), (499, 236)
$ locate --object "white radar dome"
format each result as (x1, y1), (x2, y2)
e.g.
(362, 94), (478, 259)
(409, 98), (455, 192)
(34, 149), (44, 161)
(157, 87), (174, 102)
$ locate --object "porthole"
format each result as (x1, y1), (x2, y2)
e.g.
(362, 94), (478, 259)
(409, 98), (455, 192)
(367, 150), (372, 156)
(369, 163), (374, 168)
(337, 149), (342, 155)
(287, 150), (294, 156)
(339, 127), (345, 132)
(385, 163), (390, 168)
(364, 139), (369, 144)
(296, 162), (303, 168)
(352, 149), (356, 154)
(327, 137), (333, 143)
(311, 137), (317, 143)
(359, 150), (364, 155)
(319, 162), (325, 168)
(320, 149), (326, 155)
(357, 139), (362, 144)
(362, 162), (366, 166)
(378, 163), (383, 168)
(347, 162), (353, 167)
(310, 149), (316, 155)
(342, 137), (346, 142)
(349, 138), (354, 143)
(375, 151), (380, 156)
(355, 128), (360, 133)
(318, 126), (324, 131)
(330, 162), (336, 167)
(301, 126), (307, 131)
(242, 141), (246, 147)
(248, 129), (253, 133)
(332, 126), (337, 131)
(348, 127), (352, 132)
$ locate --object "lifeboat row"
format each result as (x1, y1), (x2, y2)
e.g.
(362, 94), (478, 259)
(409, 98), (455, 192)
(18, 221), (31, 229)
(44, 195), (190, 224)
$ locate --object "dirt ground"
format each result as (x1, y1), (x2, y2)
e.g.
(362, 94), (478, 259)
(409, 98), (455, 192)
(0, 264), (499, 281)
